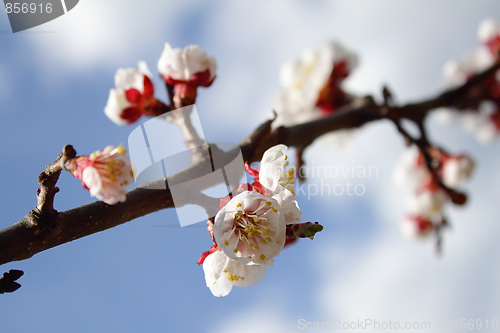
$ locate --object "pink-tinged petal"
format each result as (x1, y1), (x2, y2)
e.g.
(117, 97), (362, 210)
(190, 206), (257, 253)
(143, 76), (155, 97)
(125, 89), (141, 104)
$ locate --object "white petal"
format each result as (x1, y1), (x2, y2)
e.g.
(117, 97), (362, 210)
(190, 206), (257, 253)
(82, 167), (102, 197)
(114, 67), (144, 92)
(259, 144), (287, 192)
(202, 251), (228, 287)
(137, 61), (152, 78)
(271, 185), (301, 223)
(104, 89), (131, 126)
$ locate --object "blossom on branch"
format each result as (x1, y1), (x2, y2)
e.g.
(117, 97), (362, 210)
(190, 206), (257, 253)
(437, 19), (500, 143)
(274, 41), (358, 146)
(214, 191), (286, 266)
(200, 144), (315, 297)
(104, 61), (168, 126)
(65, 145), (134, 205)
(393, 145), (474, 241)
(157, 43), (217, 107)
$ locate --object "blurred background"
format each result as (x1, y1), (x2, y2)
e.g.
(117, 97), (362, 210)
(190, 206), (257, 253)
(1, 1), (500, 332)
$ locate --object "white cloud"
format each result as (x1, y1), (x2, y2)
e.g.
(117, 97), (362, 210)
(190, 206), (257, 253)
(25, 0), (201, 71)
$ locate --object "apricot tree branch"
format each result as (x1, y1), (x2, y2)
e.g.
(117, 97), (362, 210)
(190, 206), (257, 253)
(0, 62), (498, 269)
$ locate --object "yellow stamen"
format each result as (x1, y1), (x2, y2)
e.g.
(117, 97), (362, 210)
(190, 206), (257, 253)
(260, 254), (266, 260)
(224, 240), (229, 246)
(116, 146), (127, 155)
(236, 203), (242, 207)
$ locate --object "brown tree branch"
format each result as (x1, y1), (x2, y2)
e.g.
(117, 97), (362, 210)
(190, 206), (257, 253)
(0, 62), (499, 268)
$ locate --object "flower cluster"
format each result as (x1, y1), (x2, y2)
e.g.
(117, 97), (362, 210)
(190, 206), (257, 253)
(437, 18), (500, 143)
(393, 146), (474, 239)
(273, 41), (358, 146)
(104, 62), (168, 126)
(199, 145), (304, 297)
(65, 145), (134, 205)
(158, 43), (217, 107)
(104, 44), (217, 125)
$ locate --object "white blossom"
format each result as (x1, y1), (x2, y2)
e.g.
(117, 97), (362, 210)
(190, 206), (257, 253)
(213, 191), (286, 266)
(104, 61), (157, 125)
(273, 40), (358, 128)
(66, 145), (134, 205)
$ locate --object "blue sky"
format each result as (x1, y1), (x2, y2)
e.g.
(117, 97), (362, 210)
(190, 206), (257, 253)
(1, 1), (500, 332)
